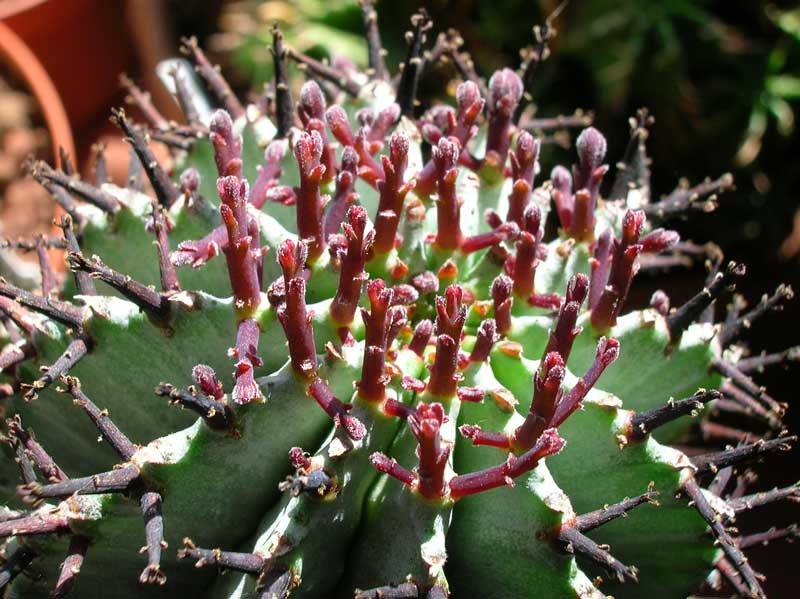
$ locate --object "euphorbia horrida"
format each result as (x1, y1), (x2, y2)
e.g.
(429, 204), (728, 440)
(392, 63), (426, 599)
(1, 4), (797, 598)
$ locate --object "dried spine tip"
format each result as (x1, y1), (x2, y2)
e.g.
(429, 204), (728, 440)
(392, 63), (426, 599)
(396, 9), (432, 116)
(52, 535), (90, 597)
(62, 376), (138, 460)
(58, 215), (96, 296)
(354, 582), (419, 599)
(358, 279), (394, 401)
(692, 436), (797, 475)
(718, 284), (794, 347)
(139, 492), (166, 585)
(276, 240), (317, 378)
(0, 512), (70, 539)
(556, 526), (639, 583)
(575, 490), (659, 533)
(629, 389), (721, 440)
(728, 483), (800, 513)
(485, 68), (523, 169)
(150, 200), (180, 293)
(5, 417), (66, 482)
(373, 133), (415, 254)
(735, 346), (800, 373)
(0, 546), (37, 590)
(432, 137), (464, 250)
(111, 108), (179, 207)
(286, 47), (361, 97)
(30, 160), (119, 213)
(177, 539), (266, 573)
(307, 377), (366, 441)
(736, 525), (800, 549)
(23, 335), (89, 401)
(330, 206), (373, 326)
(0, 278), (83, 328)
(293, 131), (327, 261)
(683, 477), (765, 598)
(645, 173), (734, 221)
(428, 285), (466, 397)
(19, 464), (140, 504)
(280, 466), (336, 498)
(180, 36), (244, 119)
(359, 0), (388, 81)
(155, 383), (233, 430)
(666, 261), (746, 342)
(66, 252), (169, 318)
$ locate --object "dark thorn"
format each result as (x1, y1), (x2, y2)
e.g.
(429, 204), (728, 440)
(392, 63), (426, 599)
(736, 346), (800, 374)
(286, 47), (361, 97)
(0, 546), (37, 589)
(692, 436), (796, 475)
(57, 215), (96, 296)
(6, 416), (67, 482)
(360, 0), (387, 81)
(354, 582), (419, 598)
(513, 19), (556, 124)
(718, 285), (794, 347)
(58, 147), (75, 175)
(0, 512), (70, 538)
(111, 108), (180, 208)
(396, 9), (432, 117)
(721, 381), (783, 424)
(629, 389), (720, 440)
(30, 160), (118, 213)
(180, 37), (245, 118)
(62, 376), (138, 461)
(147, 129), (196, 151)
(711, 359), (780, 412)
(19, 463), (141, 505)
(34, 238), (57, 298)
(609, 108), (653, 202)
(521, 112), (594, 133)
(91, 142), (107, 186)
(278, 469), (335, 498)
(442, 30), (488, 99)
(139, 492), (166, 585)
(0, 278), (84, 328)
(52, 535), (89, 598)
(44, 180), (82, 225)
(715, 557), (752, 597)
(270, 25), (294, 139)
(426, 585), (448, 599)
(170, 66), (201, 125)
(712, 397), (782, 431)
(665, 261), (745, 342)
(7, 429), (37, 484)
(24, 336), (90, 401)
(150, 199), (180, 293)
(683, 477), (765, 598)
(645, 174), (734, 223)
(709, 466), (734, 497)
(127, 146), (144, 191)
(0, 342), (33, 370)
(556, 526), (638, 583)
(257, 569), (293, 597)
(575, 489), (659, 533)
(177, 538), (266, 574)
(737, 525), (799, 550)
(1, 236), (67, 253)
(728, 483), (800, 514)
(154, 383), (233, 431)
(119, 74), (168, 130)
(66, 252), (169, 318)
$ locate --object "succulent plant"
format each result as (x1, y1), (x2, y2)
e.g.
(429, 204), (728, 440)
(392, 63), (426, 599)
(1, 3), (797, 599)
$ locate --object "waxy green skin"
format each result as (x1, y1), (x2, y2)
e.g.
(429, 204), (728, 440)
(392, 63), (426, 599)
(1, 99), (731, 599)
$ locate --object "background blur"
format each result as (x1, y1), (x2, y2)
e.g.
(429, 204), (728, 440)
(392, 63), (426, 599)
(1, 0), (798, 596)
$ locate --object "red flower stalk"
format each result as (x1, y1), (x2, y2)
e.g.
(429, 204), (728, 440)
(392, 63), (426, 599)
(297, 81), (336, 183)
(448, 428), (564, 499)
(460, 221), (519, 255)
(432, 138), (464, 250)
(491, 275), (513, 335)
(550, 337), (619, 427)
(551, 165), (574, 230)
(209, 110), (243, 179)
(358, 280), (394, 401)
(372, 133), (415, 254)
(428, 286), (466, 397)
(588, 228), (613, 311)
(509, 204), (559, 308)
(324, 147), (359, 239)
(326, 105), (384, 186)
(230, 318), (263, 404)
(276, 240), (317, 378)
(250, 139), (289, 209)
(485, 69), (523, 171)
(506, 132), (541, 226)
(293, 131), (328, 262)
(170, 224), (227, 268)
(468, 319), (498, 363)
(639, 228), (680, 254)
(409, 403), (450, 499)
(358, 104), (401, 147)
(543, 274), (589, 361)
(408, 319), (434, 357)
(511, 352), (565, 450)
(330, 206), (374, 327)
(307, 377), (366, 441)
(591, 211), (645, 330)
(218, 176), (263, 317)
(568, 127), (609, 240)
(192, 365), (224, 401)
(416, 81), (485, 195)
